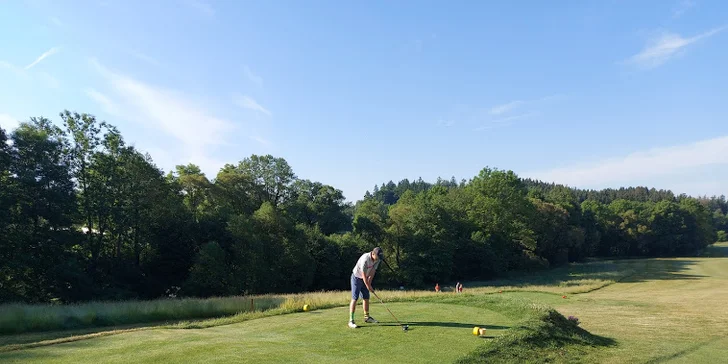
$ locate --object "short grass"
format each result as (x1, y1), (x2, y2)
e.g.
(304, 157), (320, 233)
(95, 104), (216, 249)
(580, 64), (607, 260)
(552, 242), (728, 363)
(0, 295), (603, 363)
(2, 242), (726, 363)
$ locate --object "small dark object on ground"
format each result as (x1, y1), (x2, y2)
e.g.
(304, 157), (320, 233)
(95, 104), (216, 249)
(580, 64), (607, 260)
(402, 325), (409, 331)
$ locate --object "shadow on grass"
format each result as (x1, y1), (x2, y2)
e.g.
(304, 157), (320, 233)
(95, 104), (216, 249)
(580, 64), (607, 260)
(644, 336), (724, 363)
(465, 255), (714, 293)
(359, 322), (510, 330)
(0, 323), (161, 349)
(0, 335), (99, 362)
(699, 243), (728, 258)
(0, 313), (246, 352)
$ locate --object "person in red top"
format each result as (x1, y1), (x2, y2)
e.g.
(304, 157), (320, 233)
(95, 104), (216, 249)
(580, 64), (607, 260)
(435, 283), (441, 292)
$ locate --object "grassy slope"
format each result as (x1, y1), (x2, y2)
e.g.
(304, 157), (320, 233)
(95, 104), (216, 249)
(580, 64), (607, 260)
(552, 243), (728, 363)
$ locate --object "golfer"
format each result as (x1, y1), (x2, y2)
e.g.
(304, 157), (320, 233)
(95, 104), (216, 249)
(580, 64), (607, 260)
(348, 247), (383, 328)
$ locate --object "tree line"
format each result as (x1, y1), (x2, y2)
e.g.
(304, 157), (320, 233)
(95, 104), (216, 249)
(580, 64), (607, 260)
(1, 111), (725, 303)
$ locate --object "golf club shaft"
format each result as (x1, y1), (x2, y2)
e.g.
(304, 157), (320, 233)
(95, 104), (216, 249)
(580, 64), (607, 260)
(372, 291), (403, 326)
(381, 258), (397, 275)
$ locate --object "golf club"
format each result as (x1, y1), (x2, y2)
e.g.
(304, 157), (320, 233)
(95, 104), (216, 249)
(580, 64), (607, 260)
(371, 290), (409, 332)
(380, 258), (407, 290)
(381, 258), (397, 275)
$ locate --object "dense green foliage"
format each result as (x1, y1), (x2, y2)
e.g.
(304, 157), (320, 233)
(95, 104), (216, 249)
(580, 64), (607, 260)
(0, 111), (723, 303)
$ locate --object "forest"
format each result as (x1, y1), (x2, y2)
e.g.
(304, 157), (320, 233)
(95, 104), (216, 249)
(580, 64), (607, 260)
(1, 111), (726, 303)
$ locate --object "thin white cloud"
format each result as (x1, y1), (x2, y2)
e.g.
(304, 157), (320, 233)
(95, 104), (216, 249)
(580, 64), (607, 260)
(474, 111), (539, 131)
(233, 94), (271, 116)
(524, 135), (728, 188)
(129, 50), (161, 67)
(1, 60), (59, 88)
(36, 72), (60, 89)
(489, 100), (524, 115)
(672, 0), (695, 19)
(474, 124), (497, 132)
(437, 119), (455, 127)
(473, 111), (538, 131)
(90, 58), (236, 172)
(184, 0), (214, 16)
(244, 65), (263, 86)
(0, 114), (19, 131)
(491, 112), (538, 123)
(49, 17), (63, 27)
(250, 135), (271, 146)
(24, 47), (61, 70)
(85, 88), (118, 115)
(488, 94), (563, 116)
(625, 26), (726, 68)
(0, 61), (19, 73)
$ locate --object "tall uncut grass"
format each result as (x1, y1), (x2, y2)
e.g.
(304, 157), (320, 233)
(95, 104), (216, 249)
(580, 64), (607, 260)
(0, 295), (285, 335)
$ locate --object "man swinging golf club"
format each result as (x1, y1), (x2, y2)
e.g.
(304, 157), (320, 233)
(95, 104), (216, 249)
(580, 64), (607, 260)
(348, 247), (383, 328)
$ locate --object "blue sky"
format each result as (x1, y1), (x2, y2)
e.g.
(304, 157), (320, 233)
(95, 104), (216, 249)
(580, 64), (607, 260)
(1, 0), (727, 201)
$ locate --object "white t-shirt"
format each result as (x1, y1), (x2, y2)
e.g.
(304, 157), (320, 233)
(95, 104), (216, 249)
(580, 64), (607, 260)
(352, 252), (380, 279)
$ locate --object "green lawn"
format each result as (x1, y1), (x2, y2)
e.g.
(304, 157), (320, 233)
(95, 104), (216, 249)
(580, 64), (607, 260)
(0, 302), (515, 363)
(2, 242), (726, 363)
(553, 243), (728, 363)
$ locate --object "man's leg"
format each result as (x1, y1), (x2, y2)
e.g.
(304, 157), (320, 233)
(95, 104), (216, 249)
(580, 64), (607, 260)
(349, 299), (357, 320)
(362, 288), (378, 323)
(348, 274), (359, 328)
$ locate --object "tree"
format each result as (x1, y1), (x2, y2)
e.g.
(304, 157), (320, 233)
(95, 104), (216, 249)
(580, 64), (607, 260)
(0, 119), (79, 302)
(60, 111), (114, 268)
(212, 163), (258, 216)
(530, 198), (570, 266)
(183, 242), (231, 297)
(287, 179), (351, 235)
(237, 155), (296, 208)
(168, 164), (212, 222)
(465, 167), (536, 271)
(352, 198), (388, 243)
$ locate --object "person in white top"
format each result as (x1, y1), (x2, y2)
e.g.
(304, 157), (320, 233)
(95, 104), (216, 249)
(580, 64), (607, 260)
(348, 247), (383, 328)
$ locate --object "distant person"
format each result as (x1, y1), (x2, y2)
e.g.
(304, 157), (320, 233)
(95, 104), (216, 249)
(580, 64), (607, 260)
(457, 282), (463, 293)
(435, 283), (441, 292)
(348, 247), (383, 328)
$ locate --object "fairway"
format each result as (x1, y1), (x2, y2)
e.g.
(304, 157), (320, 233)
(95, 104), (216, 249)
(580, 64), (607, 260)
(0, 303), (513, 363)
(554, 243), (728, 363)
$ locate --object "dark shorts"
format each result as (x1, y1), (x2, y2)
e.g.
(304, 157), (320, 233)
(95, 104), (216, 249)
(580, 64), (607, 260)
(351, 274), (370, 300)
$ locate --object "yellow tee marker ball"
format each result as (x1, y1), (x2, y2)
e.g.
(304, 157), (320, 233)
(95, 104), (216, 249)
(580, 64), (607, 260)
(472, 326), (480, 335)
(303, 304), (310, 311)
